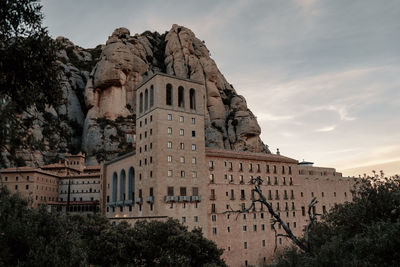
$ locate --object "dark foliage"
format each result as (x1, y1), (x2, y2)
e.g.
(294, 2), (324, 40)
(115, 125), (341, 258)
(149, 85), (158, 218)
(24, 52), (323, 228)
(0, 0), (64, 166)
(0, 187), (226, 266)
(274, 176), (400, 267)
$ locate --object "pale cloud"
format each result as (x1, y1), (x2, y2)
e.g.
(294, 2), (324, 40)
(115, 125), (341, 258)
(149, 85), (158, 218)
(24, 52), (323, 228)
(315, 125), (336, 132)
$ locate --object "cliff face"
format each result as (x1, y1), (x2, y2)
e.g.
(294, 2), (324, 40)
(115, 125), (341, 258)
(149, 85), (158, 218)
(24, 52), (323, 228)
(15, 24), (270, 166)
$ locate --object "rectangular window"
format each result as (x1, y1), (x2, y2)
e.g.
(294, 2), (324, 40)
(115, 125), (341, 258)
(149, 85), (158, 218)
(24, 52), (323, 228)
(180, 156), (185, 163)
(168, 170), (173, 177)
(182, 217), (186, 223)
(209, 161), (214, 169)
(167, 155), (172, 162)
(180, 171), (185, 178)
(192, 130), (196, 137)
(244, 242), (247, 249)
(168, 114), (172, 120)
(243, 225), (247, 232)
(192, 144), (196, 151)
(192, 171), (197, 178)
(168, 141), (172, 148)
(180, 187), (187, 196)
(194, 216), (198, 222)
(179, 116), (184, 122)
(192, 187), (199, 196)
(191, 118), (195, 124)
(212, 227), (217, 235)
(167, 187), (174, 196)
(179, 129), (184, 136)
(180, 143), (184, 150)
(192, 157), (196, 164)
(167, 127), (172, 135)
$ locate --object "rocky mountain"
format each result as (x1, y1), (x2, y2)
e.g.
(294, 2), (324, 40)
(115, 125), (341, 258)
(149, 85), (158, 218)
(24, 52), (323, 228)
(21, 24), (271, 166)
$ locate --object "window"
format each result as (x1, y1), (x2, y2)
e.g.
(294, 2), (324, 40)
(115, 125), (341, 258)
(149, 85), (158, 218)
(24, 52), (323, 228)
(192, 171), (197, 178)
(167, 155), (172, 163)
(179, 116), (184, 122)
(167, 141), (172, 149)
(192, 157), (196, 164)
(112, 172), (118, 202)
(209, 161), (214, 169)
(178, 86), (184, 107)
(168, 114), (172, 120)
(191, 144), (196, 151)
(15, 185), (18, 190)
(192, 130), (196, 137)
(253, 225), (257, 231)
(243, 225), (247, 232)
(212, 227), (217, 235)
(180, 143), (184, 150)
(194, 216), (198, 222)
(144, 89), (149, 111)
(262, 240), (266, 247)
(261, 224), (265, 231)
(302, 206), (305, 216)
(244, 242), (247, 249)
(180, 156), (185, 163)
(180, 171), (185, 178)
(139, 92), (143, 113)
(190, 88), (196, 109)
(210, 174), (215, 183)
(179, 129), (184, 136)
(168, 170), (173, 177)
(192, 187), (199, 196)
(166, 84), (173, 105)
(180, 187), (187, 196)
(167, 127), (172, 135)
(212, 215), (217, 221)
(191, 118), (195, 124)
(167, 186), (174, 196)
(25, 184), (29, 190)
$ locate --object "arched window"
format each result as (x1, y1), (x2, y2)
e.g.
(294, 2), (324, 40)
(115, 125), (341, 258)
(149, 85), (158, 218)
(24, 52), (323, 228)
(144, 89), (149, 111)
(120, 169), (126, 201)
(190, 88), (196, 110)
(128, 167), (135, 201)
(139, 92), (143, 113)
(166, 84), (173, 106)
(150, 85), (154, 107)
(112, 172), (118, 202)
(178, 86), (184, 107)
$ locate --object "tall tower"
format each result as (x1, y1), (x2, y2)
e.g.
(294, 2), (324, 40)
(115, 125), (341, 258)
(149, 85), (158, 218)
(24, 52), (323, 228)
(134, 73), (207, 230)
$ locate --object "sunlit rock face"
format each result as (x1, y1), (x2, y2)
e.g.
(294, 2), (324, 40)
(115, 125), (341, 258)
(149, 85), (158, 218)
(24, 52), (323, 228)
(16, 24), (270, 166)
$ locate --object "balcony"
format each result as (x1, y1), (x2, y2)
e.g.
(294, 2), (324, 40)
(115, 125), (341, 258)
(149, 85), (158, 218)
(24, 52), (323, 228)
(179, 196), (191, 202)
(146, 196), (154, 203)
(107, 202), (116, 207)
(116, 201), (124, 207)
(135, 197), (143, 204)
(191, 195), (201, 202)
(124, 200), (134, 206)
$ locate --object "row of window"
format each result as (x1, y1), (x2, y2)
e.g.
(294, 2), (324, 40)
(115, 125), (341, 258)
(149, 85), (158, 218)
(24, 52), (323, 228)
(209, 174), (294, 186)
(209, 189), (295, 201)
(59, 197), (96, 202)
(167, 186), (199, 196)
(165, 84), (197, 110)
(209, 160), (293, 174)
(2, 176), (57, 183)
(167, 114), (196, 124)
(9, 184), (57, 192)
(300, 191), (348, 198)
(167, 170), (197, 178)
(59, 188), (98, 194)
(138, 115), (153, 127)
(59, 180), (99, 185)
(138, 85), (154, 113)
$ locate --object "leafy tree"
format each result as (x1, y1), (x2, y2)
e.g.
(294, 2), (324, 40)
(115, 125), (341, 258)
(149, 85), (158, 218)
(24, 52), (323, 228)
(274, 175), (400, 267)
(0, 187), (226, 266)
(0, 0), (64, 166)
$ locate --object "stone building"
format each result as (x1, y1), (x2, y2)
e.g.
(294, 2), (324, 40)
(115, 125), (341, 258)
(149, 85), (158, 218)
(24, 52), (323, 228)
(102, 73), (357, 266)
(0, 153), (102, 213)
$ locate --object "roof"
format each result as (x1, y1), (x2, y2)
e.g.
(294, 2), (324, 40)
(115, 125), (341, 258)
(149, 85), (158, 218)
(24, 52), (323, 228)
(135, 72), (204, 91)
(205, 148), (298, 164)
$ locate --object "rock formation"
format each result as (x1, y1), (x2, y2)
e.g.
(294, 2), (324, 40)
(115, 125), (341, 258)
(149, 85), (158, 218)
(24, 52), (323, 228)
(7, 24), (271, 167)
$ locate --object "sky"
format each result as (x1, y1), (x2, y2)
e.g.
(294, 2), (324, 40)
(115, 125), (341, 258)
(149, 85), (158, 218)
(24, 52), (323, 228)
(41, 0), (400, 177)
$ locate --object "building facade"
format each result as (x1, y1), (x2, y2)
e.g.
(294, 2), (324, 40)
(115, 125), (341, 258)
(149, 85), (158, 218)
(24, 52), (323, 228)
(102, 73), (357, 266)
(0, 153), (102, 213)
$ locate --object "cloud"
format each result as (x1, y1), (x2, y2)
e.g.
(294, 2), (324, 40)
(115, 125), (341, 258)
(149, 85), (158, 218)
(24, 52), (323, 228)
(315, 125), (336, 132)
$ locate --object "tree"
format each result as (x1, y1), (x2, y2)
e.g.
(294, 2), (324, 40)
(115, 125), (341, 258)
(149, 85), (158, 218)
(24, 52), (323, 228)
(274, 175), (400, 267)
(0, 0), (64, 166)
(0, 186), (226, 266)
